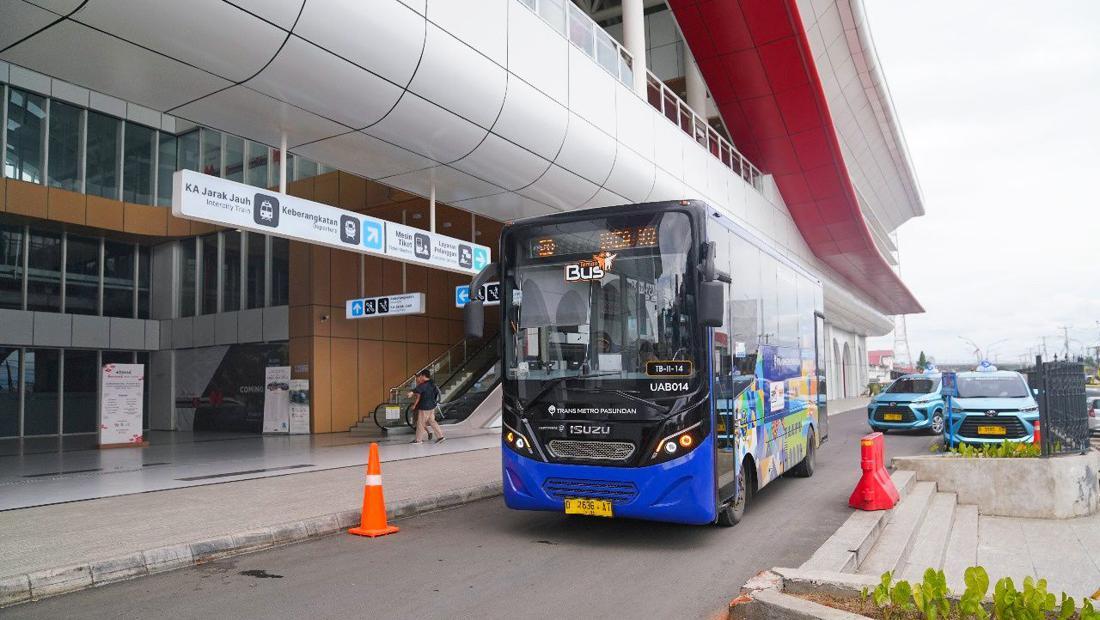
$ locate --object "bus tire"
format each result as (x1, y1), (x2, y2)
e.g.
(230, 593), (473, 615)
(789, 431), (816, 478)
(717, 462), (749, 527)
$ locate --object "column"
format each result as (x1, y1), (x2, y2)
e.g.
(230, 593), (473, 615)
(622, 0), (647, 97)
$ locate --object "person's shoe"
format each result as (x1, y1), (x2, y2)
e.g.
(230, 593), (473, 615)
(434, 436), (447, 444)
(409, 440), (423, 444)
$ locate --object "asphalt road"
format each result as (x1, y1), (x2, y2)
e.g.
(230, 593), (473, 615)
(7, 408), (934, 620)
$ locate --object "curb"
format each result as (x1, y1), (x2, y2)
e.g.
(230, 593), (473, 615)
(1, 480), (503, 608)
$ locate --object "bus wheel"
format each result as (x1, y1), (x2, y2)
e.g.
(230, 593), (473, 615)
(717, 463), (748, 527)
(790, 432), (816, 478)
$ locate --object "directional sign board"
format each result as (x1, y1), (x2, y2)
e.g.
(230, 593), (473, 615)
(940, 371), (958, 397)
(455, 282), (500, 307)
(173, 170), (489, 275)
(346, 293), (425, 319)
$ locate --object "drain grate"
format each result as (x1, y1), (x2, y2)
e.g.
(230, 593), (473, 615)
(176, 463), (313, 481)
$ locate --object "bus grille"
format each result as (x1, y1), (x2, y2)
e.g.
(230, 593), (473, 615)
(542, 478), (639, 504)
(547, 440), (635, 461)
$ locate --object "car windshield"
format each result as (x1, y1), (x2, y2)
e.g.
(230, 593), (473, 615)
(957, 375), (1030, 398)
(502, 210), (696, 400)
(886, 377), (939, 394)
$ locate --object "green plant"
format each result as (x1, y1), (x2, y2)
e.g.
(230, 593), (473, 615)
(911, 569), (951, 620)
(959, 566), (989, 620)
(947, 440), (1040, 459)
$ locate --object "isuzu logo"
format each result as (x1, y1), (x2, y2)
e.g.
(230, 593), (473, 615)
(569, 424), (611, 435)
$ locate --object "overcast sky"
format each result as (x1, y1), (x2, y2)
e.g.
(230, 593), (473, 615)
(862, 0), (1100, 365)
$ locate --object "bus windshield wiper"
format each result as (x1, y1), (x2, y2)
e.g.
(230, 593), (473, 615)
(569, 386), (670, 414)
(523, 372), (621, 409)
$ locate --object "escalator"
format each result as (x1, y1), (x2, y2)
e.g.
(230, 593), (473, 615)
(365, 334), (501, 433)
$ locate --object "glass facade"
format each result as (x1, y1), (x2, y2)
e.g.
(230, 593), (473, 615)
(23, 348), (59, 435)
(65, 235), (100, 315)
(0, 223), (151, 318)
(201, 234), (218, 314)
(222, 231), (241, 312)
(122, 122), (156, 204)
(270, 236), (289, 307)
(179, 238), (196, 318)
(47, 100), (82, 192)
(0, 348), (17, 437)
(26, 231), (62, 312)
(246, 232), (265, 309)
(85, 111), (120, 199)
(4, 88), (46, 183)
(63, 349), (98, 433)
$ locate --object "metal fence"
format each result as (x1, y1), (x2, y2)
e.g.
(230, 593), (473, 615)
(1025, 360), (1090, 456)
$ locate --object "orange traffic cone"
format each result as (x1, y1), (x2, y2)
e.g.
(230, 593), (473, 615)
(348, 442), (399, 537)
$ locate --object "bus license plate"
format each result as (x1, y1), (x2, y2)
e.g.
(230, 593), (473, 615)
(564, 498), (613, 517)
(883, 413), (903, 421)
(977, 425), (1006, 436)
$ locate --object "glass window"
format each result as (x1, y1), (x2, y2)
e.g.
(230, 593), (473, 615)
(48, 101), (82, 192)
(270, 236), (288, 306)
(758, 253), (778, 348)
(177, 130), (199, 173)
(246, 232), (265, 309)
(567, 3), (595, 56)
(886, 377), (940, 394)
(539, 0), (566, 34)
(24, 348), (59, 435)
(65, 235), (100, 316)
(86, 111), (121, 199)
(0, 348), (18, 437)
(201, 234), (218, 314)
(179, 238), (196, 317)
(294, 157), (317, 181)
(201, 128), (221, 177)
(776, 264), (798, 348)
(63, 349), (98, 433)
(222, 231), (241, 312)
(156, 133), (177, 207)
(224, 135), (244, 182)
(26, 231), (62, 312)
(137, 245), (151, 319)
(122, 123), (155, 204)
(596, 30), (619, 75)
(4, 88), (46, 183)
(246, 141), (269, 188)
(0, 225), (24, 310)
(103, 241), (135, 318)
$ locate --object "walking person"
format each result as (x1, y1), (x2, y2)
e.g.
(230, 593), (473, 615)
(408, 369), (446, 444)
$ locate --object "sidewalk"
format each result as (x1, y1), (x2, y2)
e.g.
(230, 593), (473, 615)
(827, 397), (870, 416)
(0, 446), (502, 606)
(977, 512), (1100, 598)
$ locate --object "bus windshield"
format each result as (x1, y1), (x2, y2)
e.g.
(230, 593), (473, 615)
(502, 210), (698, 405)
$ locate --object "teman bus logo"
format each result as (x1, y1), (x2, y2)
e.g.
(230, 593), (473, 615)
(564, 252), (617, 282)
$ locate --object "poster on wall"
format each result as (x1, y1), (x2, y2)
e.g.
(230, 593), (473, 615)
(262, 366), (291, 434)
(174, 344), (288, 433)
(100, 363), (145, 447)
(288, 379), (310, 434)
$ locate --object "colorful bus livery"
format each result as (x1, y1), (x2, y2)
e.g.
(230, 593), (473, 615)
(465, 200), (827, 526)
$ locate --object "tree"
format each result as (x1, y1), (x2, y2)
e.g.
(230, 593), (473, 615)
(917, 351), (928, 370)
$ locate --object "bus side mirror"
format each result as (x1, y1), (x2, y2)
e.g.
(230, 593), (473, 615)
(699, 281), (724, 327)
(464, 300), (485, 339)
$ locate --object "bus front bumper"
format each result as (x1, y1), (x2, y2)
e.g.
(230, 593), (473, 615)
(501, 435), (718, 526)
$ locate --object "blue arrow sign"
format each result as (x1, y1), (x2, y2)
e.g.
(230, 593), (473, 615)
(455, 285), (471, 307)
(455, 282), (501, 307)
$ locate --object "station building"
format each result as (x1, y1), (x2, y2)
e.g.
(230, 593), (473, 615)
(0, 0), (922, 442)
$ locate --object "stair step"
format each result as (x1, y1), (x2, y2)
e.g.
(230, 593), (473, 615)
(899, 492), (957, 582)
(942, 504), (979, 590)
(891, 469), (916, 497)
(858, 481), (936, 576)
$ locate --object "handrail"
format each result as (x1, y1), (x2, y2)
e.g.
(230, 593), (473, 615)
(515, 0), (764, 193)
(385, 333), (499, 402)
(644, 70), (764, 191)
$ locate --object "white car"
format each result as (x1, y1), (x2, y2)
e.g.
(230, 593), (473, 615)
(1089, 397), (1100, 435)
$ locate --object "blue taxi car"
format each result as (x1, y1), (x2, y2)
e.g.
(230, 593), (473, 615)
(868, 372), (945, 434)
(943, 367), (1039, 444)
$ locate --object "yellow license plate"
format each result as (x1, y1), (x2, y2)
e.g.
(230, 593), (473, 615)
(883, 413), (903, 421)
(977, 425), (1006, 436)
(564, 498), (613, 517)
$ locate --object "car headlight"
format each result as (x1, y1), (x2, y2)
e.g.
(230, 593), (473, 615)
(1021, 406), (1038, 415)
(646, 421), (705, 465)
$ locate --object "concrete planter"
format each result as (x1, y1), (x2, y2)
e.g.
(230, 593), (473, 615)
(892, 452), (1100, 519)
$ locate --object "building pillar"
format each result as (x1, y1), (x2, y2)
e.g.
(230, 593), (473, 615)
(622, 0), (647, 97)
(685, 50), (707, 115)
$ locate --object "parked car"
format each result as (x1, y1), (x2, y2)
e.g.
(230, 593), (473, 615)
(943, 366), (1039, 445)
(867, 372), (945, 434)
(1088, 397), (1100, 435)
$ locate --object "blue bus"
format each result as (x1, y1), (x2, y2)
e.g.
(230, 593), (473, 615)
(463, 200), (827, 526)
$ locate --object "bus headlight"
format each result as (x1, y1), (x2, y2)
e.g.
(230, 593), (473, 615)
(648, 421), (704, 465)
(503, 422), (534, 457)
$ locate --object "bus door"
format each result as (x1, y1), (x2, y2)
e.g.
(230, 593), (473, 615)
(814, 312), (828, 440)
(713, 281), (738, 503)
